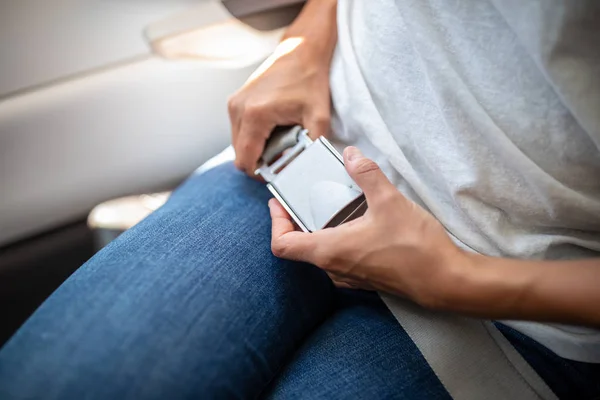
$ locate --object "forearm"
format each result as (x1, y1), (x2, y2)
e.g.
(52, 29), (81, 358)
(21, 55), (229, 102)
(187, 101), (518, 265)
(444, 253), (600, 326)
(282, 0), (338, 64)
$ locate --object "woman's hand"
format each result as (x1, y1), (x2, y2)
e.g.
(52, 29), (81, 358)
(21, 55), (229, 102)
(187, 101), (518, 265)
(269, 147), (600, 326)
(228, 0), (338, 175)
(268, 146), (469, 309)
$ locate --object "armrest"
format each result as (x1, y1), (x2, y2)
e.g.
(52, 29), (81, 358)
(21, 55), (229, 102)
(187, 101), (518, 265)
(222, 0), (305, 30)
(146, 0), (305, 67)
(222, 0), (305, 17)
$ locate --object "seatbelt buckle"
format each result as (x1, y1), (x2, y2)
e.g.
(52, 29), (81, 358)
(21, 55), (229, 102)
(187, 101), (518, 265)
(255, 125), (368, 232)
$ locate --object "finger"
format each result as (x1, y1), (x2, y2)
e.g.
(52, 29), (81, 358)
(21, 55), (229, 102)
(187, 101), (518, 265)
(234, 135), (262, 175)
(303, 107), (331, 140)
(332, 280), (356, 289)
(269, 199), (321, 263)
(269, 198), (296, 237)
(227, 95), (242, 150)
(234, 117), (274, 175)
(343, 146), (396, 204)
(325, 272), (355, 289)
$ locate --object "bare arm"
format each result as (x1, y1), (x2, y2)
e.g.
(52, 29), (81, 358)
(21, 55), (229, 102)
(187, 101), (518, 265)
(283, 0), (338, 55)
(446, 254), (600, 326)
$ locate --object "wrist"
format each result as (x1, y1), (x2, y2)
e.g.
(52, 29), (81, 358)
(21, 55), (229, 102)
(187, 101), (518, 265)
(424, 248), (480, 311)
(435, 252), (533, 318)
(282, 0), (337, 64)
(423, 248), (600, 325)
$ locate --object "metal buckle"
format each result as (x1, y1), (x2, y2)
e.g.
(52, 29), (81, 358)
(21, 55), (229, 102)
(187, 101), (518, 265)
(256, 126), (367, 232)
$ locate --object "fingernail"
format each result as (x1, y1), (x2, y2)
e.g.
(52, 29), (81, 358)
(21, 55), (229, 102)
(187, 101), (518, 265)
(345, 146), (363, 161)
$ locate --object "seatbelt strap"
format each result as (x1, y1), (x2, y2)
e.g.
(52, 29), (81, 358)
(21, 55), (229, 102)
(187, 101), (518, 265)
(380, 294), (558, 400)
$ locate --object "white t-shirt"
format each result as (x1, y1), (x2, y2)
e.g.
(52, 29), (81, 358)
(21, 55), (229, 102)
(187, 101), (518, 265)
(329, 0), (600, 362)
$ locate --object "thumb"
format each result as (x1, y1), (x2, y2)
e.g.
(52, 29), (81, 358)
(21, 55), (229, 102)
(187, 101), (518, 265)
(343, 146), (395, 202)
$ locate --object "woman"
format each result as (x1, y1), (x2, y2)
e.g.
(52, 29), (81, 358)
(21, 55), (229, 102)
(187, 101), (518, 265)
(0, 0), (599, 398)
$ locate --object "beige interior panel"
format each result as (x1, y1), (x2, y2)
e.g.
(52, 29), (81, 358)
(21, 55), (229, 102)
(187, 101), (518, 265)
(0, 57), (255, 246)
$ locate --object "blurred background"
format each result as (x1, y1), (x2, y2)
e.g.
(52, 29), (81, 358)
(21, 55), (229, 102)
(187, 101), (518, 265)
(0, 0), (303, 345)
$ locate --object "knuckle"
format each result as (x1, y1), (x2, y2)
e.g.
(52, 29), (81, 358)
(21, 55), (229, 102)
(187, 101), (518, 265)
(310, 119), (330, 139)
(377, 189), (398, 205)
(240, 140), (253, 152)
(311, 112), (331, 127)
(353, 158), (380, 176)
(315, 251), (336, 271)
(233, 159), (245, 171)
(371, 188), (400, 210)
(243, 102), (265, 119)
(271, 238), (289, 258)
(227, 95), (239, 115)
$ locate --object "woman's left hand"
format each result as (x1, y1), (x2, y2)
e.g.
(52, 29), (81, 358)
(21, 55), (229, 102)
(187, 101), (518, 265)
(269, 146), (471, 309)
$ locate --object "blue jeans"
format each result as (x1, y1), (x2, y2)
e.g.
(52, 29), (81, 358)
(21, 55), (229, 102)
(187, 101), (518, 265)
(0, 163), (598, 399)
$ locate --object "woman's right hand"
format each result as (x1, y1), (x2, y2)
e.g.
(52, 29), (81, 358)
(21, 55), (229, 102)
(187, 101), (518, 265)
(227, 0), (338, 176)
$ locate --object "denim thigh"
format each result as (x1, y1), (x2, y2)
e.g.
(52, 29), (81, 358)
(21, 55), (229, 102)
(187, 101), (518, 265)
(264, 289), (451, 400)
(265, 290), (600, 400)
(0, 163), (335, 400)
